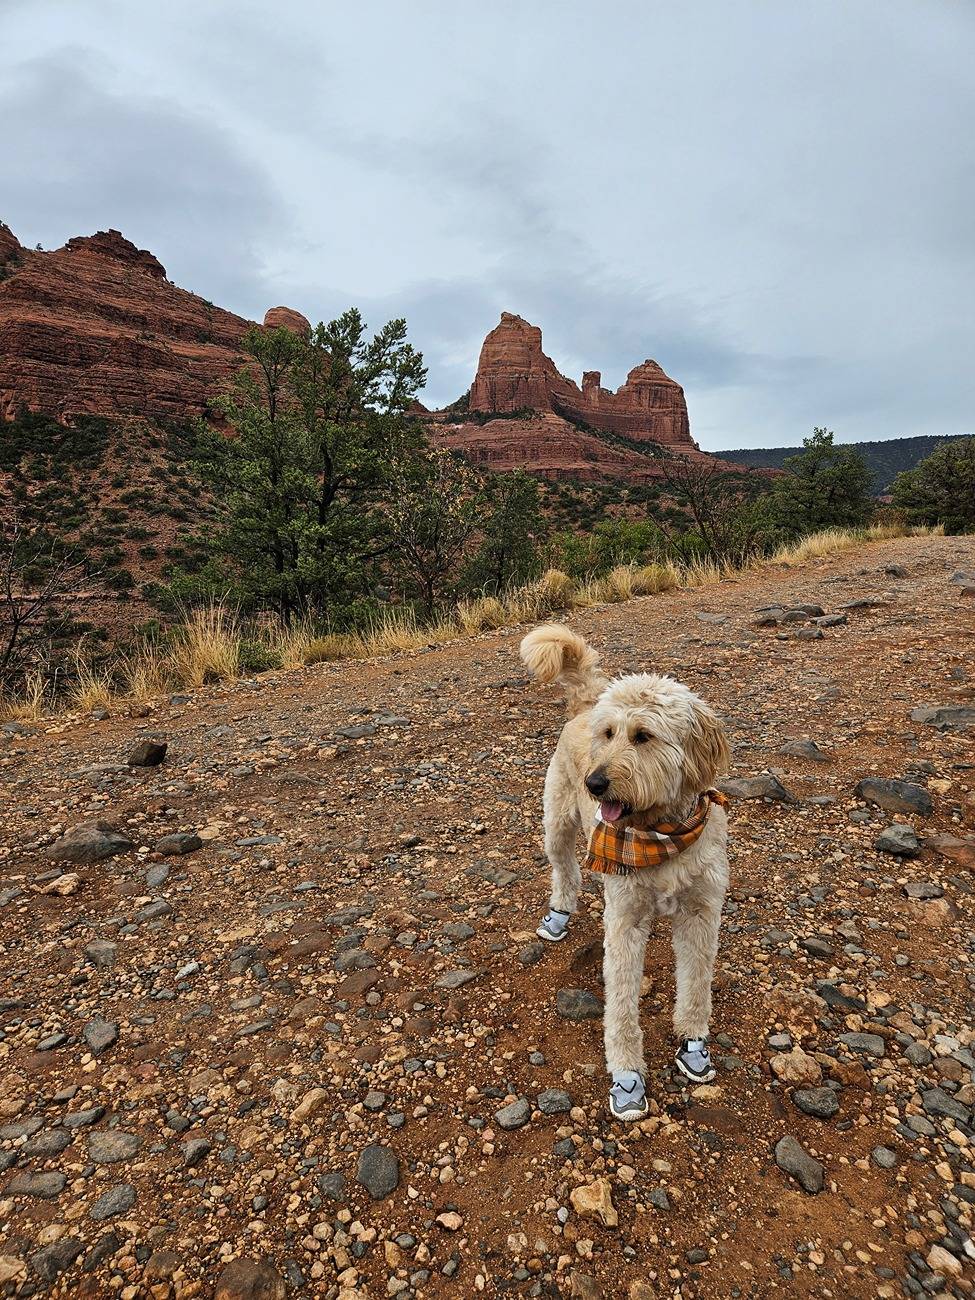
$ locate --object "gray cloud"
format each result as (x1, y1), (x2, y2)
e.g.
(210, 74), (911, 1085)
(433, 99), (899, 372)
(2, 0), (973, 448)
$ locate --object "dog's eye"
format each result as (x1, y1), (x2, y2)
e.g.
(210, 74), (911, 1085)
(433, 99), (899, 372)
(633, 730), (653, 744)
(604, 727), (613, 739)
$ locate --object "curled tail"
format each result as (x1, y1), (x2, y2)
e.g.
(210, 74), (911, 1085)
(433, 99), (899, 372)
(519, 623), (607, 717)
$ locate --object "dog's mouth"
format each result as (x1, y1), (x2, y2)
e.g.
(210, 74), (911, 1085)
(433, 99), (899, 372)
(599, 800), (630, 823)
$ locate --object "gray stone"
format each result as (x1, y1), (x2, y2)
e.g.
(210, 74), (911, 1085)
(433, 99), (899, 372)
(22, 1129), (72, 1158)
(904, 1042), (933, 1067)
(84, 939), (117, 968)
(774, 1135), (824, 1194)
(83, 1018), (118, 1055)
(778, 739), (831, 763)
(793, 1087), (840, 1119)
(837, 1031), (886, 1058)
(363, 1091), (386, 1112)
(183, 1138), (211, 1167)
(800, 936), (835, 959)
(536, 1089), (572, 1115)
(37, 1031), (68, 1051)
(87, 1130), (141, 1163)
(316, 1171), (346, 1202)
(815, 612), (848, 627)
(45, 821), (134, 864)
(155, 831), (203, 856)
(434, 969), (478, 990)
(29, 1238), (83, 1282)
(556, 988), (604, 1021)
(0, 1116), (43, 1140)
(518, 942), (545, 966)
(903, 880), (943, 899)
(872, 1146), (897, 1169)
(855, 777), (933, 816)
(127, 739), (167, 767)
(145, 864), (170, 888)
(494, 1098), (532, 1130)
(719, 773), (796, 803)
(63, 1106), (106, 1129)
(135, 899), (173, 923)
(6, 1170), (66, 1199)
(910, 705), (975, 733)
(356, 1144), (399, 1199)
(922, 1088), (971, 1124)
(648, 1187), (670, 1211)
(875, 824), (921, 856)
(89, 1183), (136, 1220)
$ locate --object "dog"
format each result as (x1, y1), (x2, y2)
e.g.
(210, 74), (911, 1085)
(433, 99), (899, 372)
(519, 623), (731, 1120)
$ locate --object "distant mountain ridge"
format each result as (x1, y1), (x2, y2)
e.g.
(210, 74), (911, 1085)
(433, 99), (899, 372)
(717, 433), (973, 493)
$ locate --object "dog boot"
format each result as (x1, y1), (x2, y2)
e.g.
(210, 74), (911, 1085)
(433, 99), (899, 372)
(609, 1070), (649, 1121)
(536, 907), (571, 943)
(674, 1037), (716, 1083)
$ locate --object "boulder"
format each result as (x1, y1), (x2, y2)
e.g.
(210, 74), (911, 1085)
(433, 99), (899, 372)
(45, 821), (133, 864)
(855, 777), (932, 816)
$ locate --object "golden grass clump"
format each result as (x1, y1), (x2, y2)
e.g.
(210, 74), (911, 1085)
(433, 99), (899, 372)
(167, 603), (241, 689)
(631, 562), (680, 595)
(69, 661), (114, 713)
(0, 668), (47, 722)
(456, 595), (508, 635)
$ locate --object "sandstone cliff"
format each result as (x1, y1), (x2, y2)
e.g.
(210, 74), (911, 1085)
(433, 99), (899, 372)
(429, 311), (706, 481)
(0, 224), (252, 423)
(0, 222), (711, 482)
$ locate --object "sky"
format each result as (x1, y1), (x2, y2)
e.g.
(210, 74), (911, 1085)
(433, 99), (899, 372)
(2, 0), (973, 450)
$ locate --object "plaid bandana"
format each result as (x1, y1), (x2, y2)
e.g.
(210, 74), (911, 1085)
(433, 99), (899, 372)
(585, 789), (728, 876)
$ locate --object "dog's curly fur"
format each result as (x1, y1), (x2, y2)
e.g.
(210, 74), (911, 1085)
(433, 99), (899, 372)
(521, 624), (731, 1079)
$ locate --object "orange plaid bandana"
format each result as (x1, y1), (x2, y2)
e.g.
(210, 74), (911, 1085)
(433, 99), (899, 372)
(585, 789), (728, 876)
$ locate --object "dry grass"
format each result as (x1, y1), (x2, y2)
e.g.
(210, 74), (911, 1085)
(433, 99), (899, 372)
(0, 668), (48, 722)
(456, 595), (509, 634)
(120, 643), (170, 703)
(167, 603), (241, 689)
(3, 522), (943, 717)
(69, 657), (115, 713)
(771, 521), (937, 566)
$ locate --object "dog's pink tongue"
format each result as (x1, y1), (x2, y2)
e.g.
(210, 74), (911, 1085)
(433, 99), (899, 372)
(600, 800), (624, 822)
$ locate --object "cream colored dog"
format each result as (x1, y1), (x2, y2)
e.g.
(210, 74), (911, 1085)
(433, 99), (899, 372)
(520, 623), (731, 1120)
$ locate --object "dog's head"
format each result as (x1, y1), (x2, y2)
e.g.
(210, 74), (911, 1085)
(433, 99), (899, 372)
(585, 674), (729, 823)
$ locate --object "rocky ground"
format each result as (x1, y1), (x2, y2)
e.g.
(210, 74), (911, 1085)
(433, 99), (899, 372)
(1, 535), (974, 1300)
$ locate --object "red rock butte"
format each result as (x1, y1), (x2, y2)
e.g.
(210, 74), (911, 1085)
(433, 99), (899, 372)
(0, 224), (308, 424)
(0, 223), (717, 482)
(427, 311), (710, 482)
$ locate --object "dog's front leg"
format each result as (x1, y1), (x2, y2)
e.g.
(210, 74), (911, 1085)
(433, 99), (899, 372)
(670, 896), (722, 1042)
(602, 880), (652, 1076)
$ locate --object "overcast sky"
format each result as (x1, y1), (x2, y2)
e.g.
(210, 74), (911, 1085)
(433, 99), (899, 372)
(2, 1), (973, 449)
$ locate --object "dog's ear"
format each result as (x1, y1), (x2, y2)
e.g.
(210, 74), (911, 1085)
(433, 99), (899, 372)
(682, 700), (730, 795)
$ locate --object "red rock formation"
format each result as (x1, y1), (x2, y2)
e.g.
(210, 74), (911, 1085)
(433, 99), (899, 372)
(429, 311), (708, 481)
(467, 312), (694, 451)
(263, 306), (311, 335)
(0, 225), (307, 424)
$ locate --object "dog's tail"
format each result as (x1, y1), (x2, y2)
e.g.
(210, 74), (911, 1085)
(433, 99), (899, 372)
(519, 623), (607, 717)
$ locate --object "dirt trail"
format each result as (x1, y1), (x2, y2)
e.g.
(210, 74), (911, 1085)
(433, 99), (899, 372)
(1, 535), (974, 1299)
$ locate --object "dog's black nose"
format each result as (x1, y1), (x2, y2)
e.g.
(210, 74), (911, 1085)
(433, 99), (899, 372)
(585, 769), (610, 797)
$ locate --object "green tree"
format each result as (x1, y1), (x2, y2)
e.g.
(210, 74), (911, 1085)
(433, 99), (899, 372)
(890, 436), (975, 533)
(386, 449), (481, 615)
(465, 470), (544, 593)
(655, 454), (772, 561)
(194, 313), (427, 622)
(768, 428), (873, 539)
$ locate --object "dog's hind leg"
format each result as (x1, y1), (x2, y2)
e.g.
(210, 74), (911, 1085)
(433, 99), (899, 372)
(536, 757), (582, 941)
